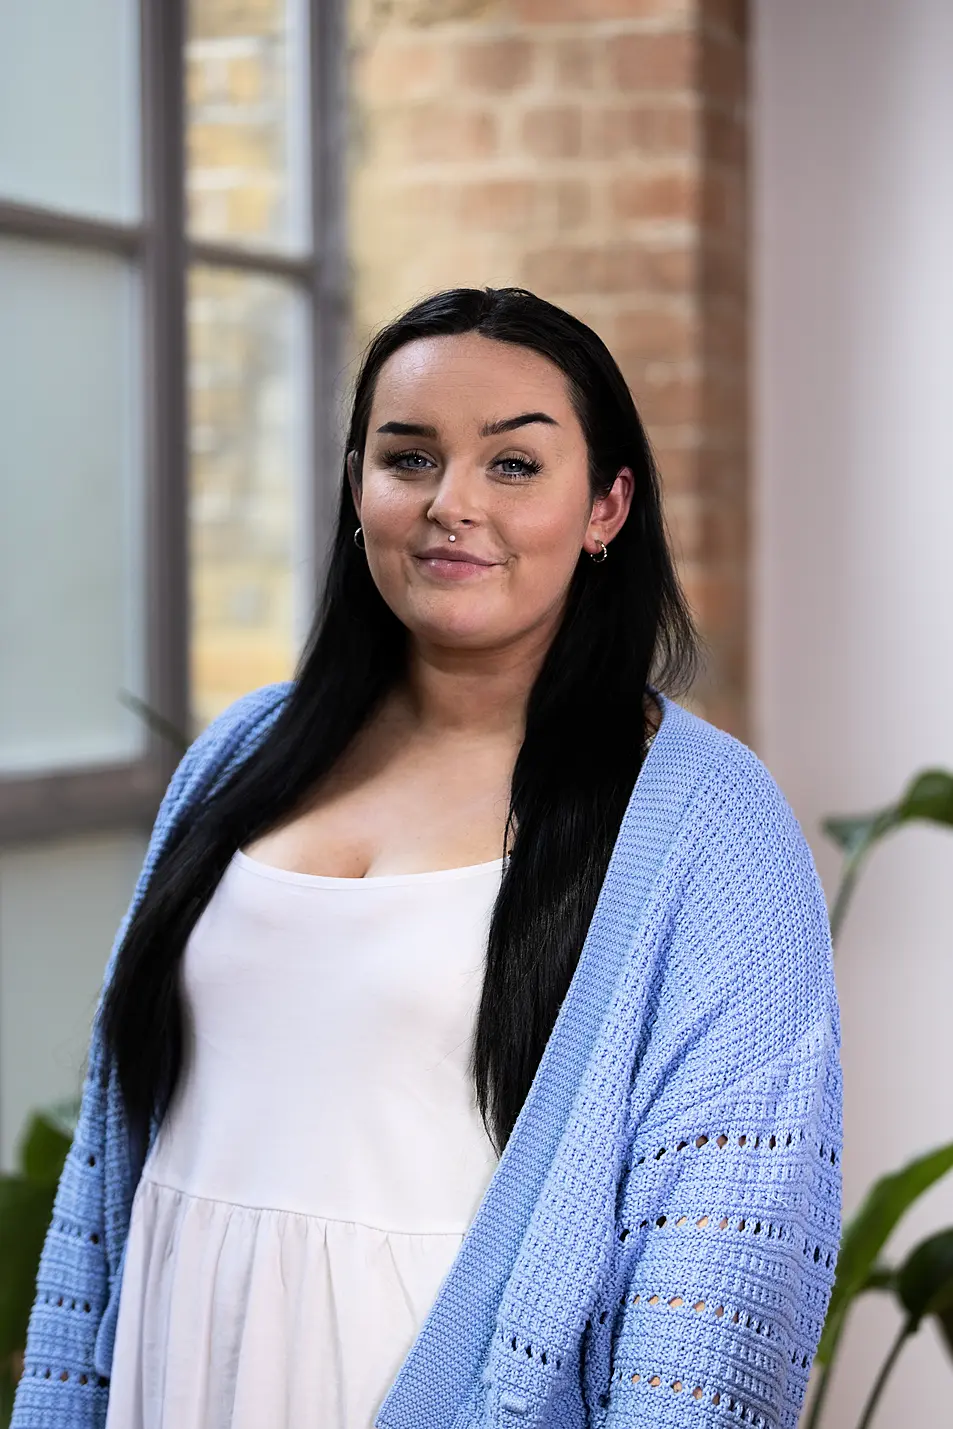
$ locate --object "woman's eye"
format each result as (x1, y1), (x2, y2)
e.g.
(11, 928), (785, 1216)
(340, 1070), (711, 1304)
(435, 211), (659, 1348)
(384, 449), (433, 472)
(380, 449), (539, 479)
(495, 456), (541, 479)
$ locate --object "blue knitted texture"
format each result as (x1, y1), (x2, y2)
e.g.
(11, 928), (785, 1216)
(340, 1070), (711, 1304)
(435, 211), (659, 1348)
(11, 687), (842, 1429)
(11, 684), (292, 1429)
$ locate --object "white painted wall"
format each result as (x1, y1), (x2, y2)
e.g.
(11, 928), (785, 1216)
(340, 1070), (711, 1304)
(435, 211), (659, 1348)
(753, 2), (953, 1424)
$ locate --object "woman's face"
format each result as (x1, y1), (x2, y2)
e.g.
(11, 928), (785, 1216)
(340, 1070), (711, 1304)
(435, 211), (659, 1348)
(350, 333), (633, 653)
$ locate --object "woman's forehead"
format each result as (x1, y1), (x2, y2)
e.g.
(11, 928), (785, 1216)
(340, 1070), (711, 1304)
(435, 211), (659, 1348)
(370, 333), (575, 420)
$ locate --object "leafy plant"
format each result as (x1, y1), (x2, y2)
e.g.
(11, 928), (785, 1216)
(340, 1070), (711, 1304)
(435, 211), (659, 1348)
(805, 769), (953, 1427)
(822, 768), (953, 942)
(116, 689), (189, 757)
(0, 1102), (77, 1423)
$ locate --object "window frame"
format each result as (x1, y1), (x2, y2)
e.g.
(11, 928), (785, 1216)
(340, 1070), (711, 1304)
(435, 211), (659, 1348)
(0, 0), (346, 845)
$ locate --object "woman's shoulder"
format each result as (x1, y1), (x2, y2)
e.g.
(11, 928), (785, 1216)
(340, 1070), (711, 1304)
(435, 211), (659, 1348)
(650, 694), (830, 946)
(653, 692), (807, 852)
(651, 695), (834, 1001)
(645, 700), (840, 1046)
(156, 680), (294, 827)
(192, 680), (294, 759)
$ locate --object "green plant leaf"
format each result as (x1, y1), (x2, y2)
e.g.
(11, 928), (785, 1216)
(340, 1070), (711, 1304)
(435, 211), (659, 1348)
(0, 1176), (56, 1359)
(117, 689), (189, 756)
(18, 1107), (74, 1185)
(823, 768), (953, 943)
(939, 1307), (953, 1360)
(896, 1227), (953, 1343)
(822, 813), (891, 857)
(816, 1141), (953, 1365)
(823, 769), (953, 858)
(0, 1356), (16, 1429)
(859, 1262), (896, 1293)
(896, 769), (953, 826)
(937, 1302), (953, 1360)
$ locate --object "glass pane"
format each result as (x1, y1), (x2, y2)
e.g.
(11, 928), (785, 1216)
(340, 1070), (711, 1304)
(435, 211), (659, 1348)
(188, 265), (310, 731)
(186, 0), (310, 253)
(0, 0), (140, 221)
(0, 239), (145, 774)
(0, 831), (146, 1171)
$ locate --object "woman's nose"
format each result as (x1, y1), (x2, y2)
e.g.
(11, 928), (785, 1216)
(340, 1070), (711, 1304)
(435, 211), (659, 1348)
(425, 463), (482, 527)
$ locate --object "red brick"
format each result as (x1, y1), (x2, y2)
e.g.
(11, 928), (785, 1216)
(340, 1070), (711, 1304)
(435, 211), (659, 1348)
(679, 563), (745, 638)
(697, 371), (747, 434)
(613, 306), (697, 363)
(551, 37), (601, 89)
(514, 0), (690, 20)
(457, 179), (536, 230)
(638, 371), (701, 426)
(698, 237), (746, 296)
(523, 242), (693, 295)
(584, 103), (698, 159)
(609, 168), (698, 222)
(521, 246), (597, 294)
(392, 105), (499, 164)
(608, 32), (696, 92)
(698, 29), (747, 104)
(664, 491), (705, 562)
(694, 444), (747, 498)
(456, 37), (535, 93)
(521, 105), (584, 160)
(702, 108), (746, 166)
(357, 181), (450, 244)
(358, 41), (444, 101)
(699, 361), (747, 404)
(699, 694), (747, 743)
(551, 178), (591, 228)
(699, 169), (746, 235)
(649, 245), (697, 289)
(665, 490), (747, 564)
(701, 0), (749, 41)
(647, 443), (699, 494)
(699, 302), (746, 370)
(690, 667), (746, 739)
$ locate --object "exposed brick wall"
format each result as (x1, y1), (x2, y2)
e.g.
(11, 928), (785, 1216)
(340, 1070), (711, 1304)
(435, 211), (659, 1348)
(348, 0), (748, 736)
(184, 0), (302, 726)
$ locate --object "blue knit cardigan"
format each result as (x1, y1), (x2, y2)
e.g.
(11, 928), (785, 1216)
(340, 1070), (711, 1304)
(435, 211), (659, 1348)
(12, 682), (842, 1429)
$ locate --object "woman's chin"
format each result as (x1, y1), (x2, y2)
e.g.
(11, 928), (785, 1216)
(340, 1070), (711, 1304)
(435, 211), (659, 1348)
(402, 602), (512, 650)
(412, 620), (505, 650)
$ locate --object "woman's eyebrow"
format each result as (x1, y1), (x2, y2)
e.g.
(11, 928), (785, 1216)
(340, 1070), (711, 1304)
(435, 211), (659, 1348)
(375, 412), (559, 439)
(376, 420), (439, 437)
(480, 411), (560, 436)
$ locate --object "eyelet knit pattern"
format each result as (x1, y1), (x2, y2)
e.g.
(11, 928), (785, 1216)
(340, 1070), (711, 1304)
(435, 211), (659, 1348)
(11, 684), (842, 1429)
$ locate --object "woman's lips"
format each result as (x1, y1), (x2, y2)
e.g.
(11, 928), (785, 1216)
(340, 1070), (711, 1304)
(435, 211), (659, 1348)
(413, 555), (500, 580)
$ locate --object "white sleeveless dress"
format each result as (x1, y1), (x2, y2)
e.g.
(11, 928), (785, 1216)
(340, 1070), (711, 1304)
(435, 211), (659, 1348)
(104, 849), (504, 1429)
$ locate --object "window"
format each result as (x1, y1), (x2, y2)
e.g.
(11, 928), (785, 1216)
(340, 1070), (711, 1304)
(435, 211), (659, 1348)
(0, 0), (345, 843)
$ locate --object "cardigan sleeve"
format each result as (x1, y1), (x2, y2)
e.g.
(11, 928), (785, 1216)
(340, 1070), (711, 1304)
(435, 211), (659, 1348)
(10, 684), (291, 1429)
(594, 744), (842, 1429)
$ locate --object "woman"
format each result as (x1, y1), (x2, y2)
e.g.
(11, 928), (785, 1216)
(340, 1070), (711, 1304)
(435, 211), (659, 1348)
(13, 287), (841, 1429)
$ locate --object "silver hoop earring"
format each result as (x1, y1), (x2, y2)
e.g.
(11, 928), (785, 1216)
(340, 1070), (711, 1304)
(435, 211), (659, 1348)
(353, 525), (365, 551)
(589, 539), (608, 564)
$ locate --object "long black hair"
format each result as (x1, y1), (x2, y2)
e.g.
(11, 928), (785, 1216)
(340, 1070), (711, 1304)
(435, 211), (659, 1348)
(102, 286), (698, 1155)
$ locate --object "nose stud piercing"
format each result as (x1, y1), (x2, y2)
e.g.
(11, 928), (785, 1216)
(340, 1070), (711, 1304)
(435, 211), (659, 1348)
(448, 534), (456, 542)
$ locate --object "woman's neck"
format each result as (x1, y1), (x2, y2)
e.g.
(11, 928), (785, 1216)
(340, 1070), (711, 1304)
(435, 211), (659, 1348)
(399, 630), (553, 741)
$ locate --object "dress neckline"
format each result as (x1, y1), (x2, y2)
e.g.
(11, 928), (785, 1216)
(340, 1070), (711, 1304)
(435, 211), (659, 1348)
(233, 848), (507, 889)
